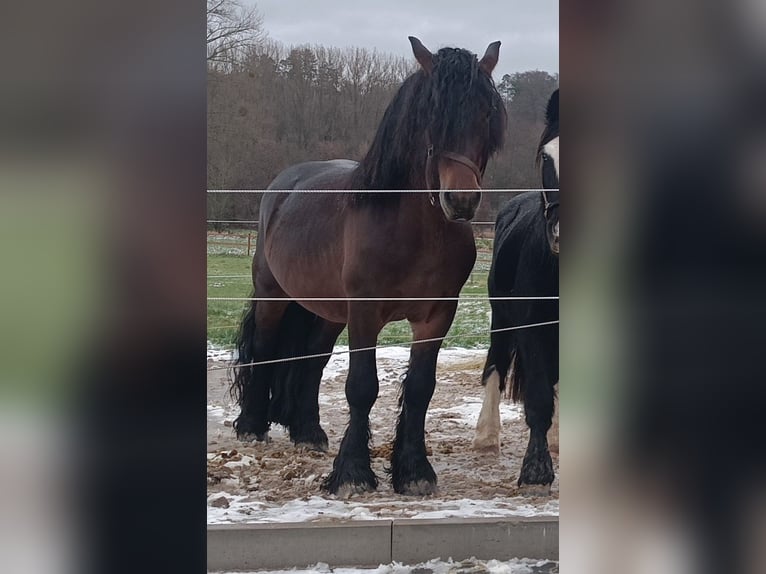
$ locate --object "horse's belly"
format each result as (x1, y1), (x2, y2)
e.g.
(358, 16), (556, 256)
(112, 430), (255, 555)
(294, 300), (348, 324)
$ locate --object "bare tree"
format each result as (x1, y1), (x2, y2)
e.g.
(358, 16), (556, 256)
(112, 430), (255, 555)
(207, 37), (554, 222)
(207, 0), (265, 68)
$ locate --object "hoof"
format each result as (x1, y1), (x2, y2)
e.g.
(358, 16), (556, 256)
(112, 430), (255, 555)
(291, 425), (329, 452)
(517, 483), (552, 497)
(472, 435), (500, 455)
(322, 459), (377, 495)
(517, 449), (554, 487)
(295, 439), (328, 453)
(335, 481), (375, 499)
(391, 452), (437, 495)
(400, 479), (438, 496)
(234, 415), (270, 443)
(237, 431), (270, 443)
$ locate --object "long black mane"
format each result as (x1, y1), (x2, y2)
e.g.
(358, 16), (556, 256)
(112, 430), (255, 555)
(349, 46), (507, 203)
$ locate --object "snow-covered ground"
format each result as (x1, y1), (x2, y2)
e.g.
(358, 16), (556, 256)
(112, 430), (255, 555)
(211, 557), (558, 574)
(208, 343), (559, 524)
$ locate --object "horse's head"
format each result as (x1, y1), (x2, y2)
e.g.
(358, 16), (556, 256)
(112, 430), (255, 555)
(409, 37), (507, 222)
(538, 89), (559, 255)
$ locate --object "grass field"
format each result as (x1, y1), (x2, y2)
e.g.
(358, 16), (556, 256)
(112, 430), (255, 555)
(207, 231), (494, 349)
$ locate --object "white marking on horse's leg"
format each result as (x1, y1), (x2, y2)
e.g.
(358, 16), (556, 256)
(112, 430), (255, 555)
(473, 370), (502, 454)
(543, 136), (560, 178)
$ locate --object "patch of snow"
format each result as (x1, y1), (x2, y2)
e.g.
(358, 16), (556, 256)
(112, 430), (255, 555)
(208, 341), (235, 362)
(211, 556), (557, 574)
(208, 343), (486, 373)
(427, 400), (521, 426)
(207, 494), (558, 524)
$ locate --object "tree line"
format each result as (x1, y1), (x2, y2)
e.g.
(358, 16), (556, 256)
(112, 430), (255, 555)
(207, 0), (558, 224)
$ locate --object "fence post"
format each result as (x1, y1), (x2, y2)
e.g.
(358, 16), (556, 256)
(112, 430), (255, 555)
(247, 232), (252, 257)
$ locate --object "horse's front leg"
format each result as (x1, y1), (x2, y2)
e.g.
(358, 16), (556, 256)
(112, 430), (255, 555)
(322, 305), (382, 496)
(391, 303), (458, 495)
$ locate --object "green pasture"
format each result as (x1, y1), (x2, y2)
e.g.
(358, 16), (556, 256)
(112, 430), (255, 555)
(207, 230), (493, 349)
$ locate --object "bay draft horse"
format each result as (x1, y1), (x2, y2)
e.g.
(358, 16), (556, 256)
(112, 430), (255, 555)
(473, 89), (559, 487)
(231, 37), (507, 496)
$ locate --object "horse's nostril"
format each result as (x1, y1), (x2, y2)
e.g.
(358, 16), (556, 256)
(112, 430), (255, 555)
(443, 192), (452, 203)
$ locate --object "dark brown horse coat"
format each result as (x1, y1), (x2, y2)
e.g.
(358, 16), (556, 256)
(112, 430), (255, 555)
(232, 37), (507, 495)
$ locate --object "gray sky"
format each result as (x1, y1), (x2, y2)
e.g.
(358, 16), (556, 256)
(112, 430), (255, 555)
(244, 0), (558, 80)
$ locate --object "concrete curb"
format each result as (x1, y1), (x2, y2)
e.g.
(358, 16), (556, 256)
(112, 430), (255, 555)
(208, 517), (558, 571)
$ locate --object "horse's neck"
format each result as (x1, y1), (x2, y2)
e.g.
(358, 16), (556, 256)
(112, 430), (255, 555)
(399, 193), (451, 237)
(354, 144), (427, 190)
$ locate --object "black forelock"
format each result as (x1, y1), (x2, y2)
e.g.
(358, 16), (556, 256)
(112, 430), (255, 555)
(429, 47), (506, 157)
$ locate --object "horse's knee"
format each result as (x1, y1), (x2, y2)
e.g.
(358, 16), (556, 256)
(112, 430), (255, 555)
(402, 362), (436, 406)
(345, 375), (378, 412)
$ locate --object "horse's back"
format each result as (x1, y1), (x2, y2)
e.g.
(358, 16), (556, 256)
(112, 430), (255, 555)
(261, 159), (358, 220)
(267, 159), (358, 191)
(257, 160), (358, 319)
(260, 159), (358, 233)
(491, 192), (551, 293)
(489, 194), (558, 382)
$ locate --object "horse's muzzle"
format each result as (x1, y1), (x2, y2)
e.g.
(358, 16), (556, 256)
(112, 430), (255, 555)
(441, 191), (481, 222)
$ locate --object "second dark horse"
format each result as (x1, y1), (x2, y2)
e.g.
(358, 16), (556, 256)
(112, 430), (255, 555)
(231, 37), (507, 496)
(473, 89), (559, 488)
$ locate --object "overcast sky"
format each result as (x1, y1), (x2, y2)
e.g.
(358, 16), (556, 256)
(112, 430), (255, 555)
(244, 0), (558, 80)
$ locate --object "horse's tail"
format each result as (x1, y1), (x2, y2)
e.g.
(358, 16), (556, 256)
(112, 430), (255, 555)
(268, 302), (318, 427)
(508, 352), (523, 403)
(230, 295), (257, 408)
(481, 327), (522, 401)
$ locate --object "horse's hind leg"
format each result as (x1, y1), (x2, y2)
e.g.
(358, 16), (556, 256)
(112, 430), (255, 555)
(289, 319), (345, 451)
(474, 369), (503, 454)
(517, 338), (555, 488)
(233, 300), (289, 442)
(474, 327), (513, 454)
(391, 304), (457, 495)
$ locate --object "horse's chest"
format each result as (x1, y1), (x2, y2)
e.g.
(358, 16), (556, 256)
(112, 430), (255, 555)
(373, 236), (475, 292)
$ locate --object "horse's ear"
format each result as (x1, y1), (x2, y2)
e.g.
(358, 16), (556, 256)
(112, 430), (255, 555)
(409, 36), (434, 74)
(546, 89), (559, 125)
(479, 41), (501, 75)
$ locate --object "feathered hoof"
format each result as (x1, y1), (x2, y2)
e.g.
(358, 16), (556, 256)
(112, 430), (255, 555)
(322, 459), (378, 496)
(399, 479), (438, 496)
(517, 449), (554, 488)
(291, 425), (329, 452)
(237, 431), (270, 443)
(391, 455), (437, 496)
(517, 483), (552, 497)
(234, 415), (270, 443)
(334, 481), (376, 499)
(295, 440), (328, 453)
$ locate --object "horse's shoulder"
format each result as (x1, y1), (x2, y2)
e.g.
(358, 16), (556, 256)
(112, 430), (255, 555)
(491, 193), (546, 290)
(495, 193), (541, 245)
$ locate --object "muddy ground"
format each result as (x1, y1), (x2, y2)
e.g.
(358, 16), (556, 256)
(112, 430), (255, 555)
(207, 348), (558, 523)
